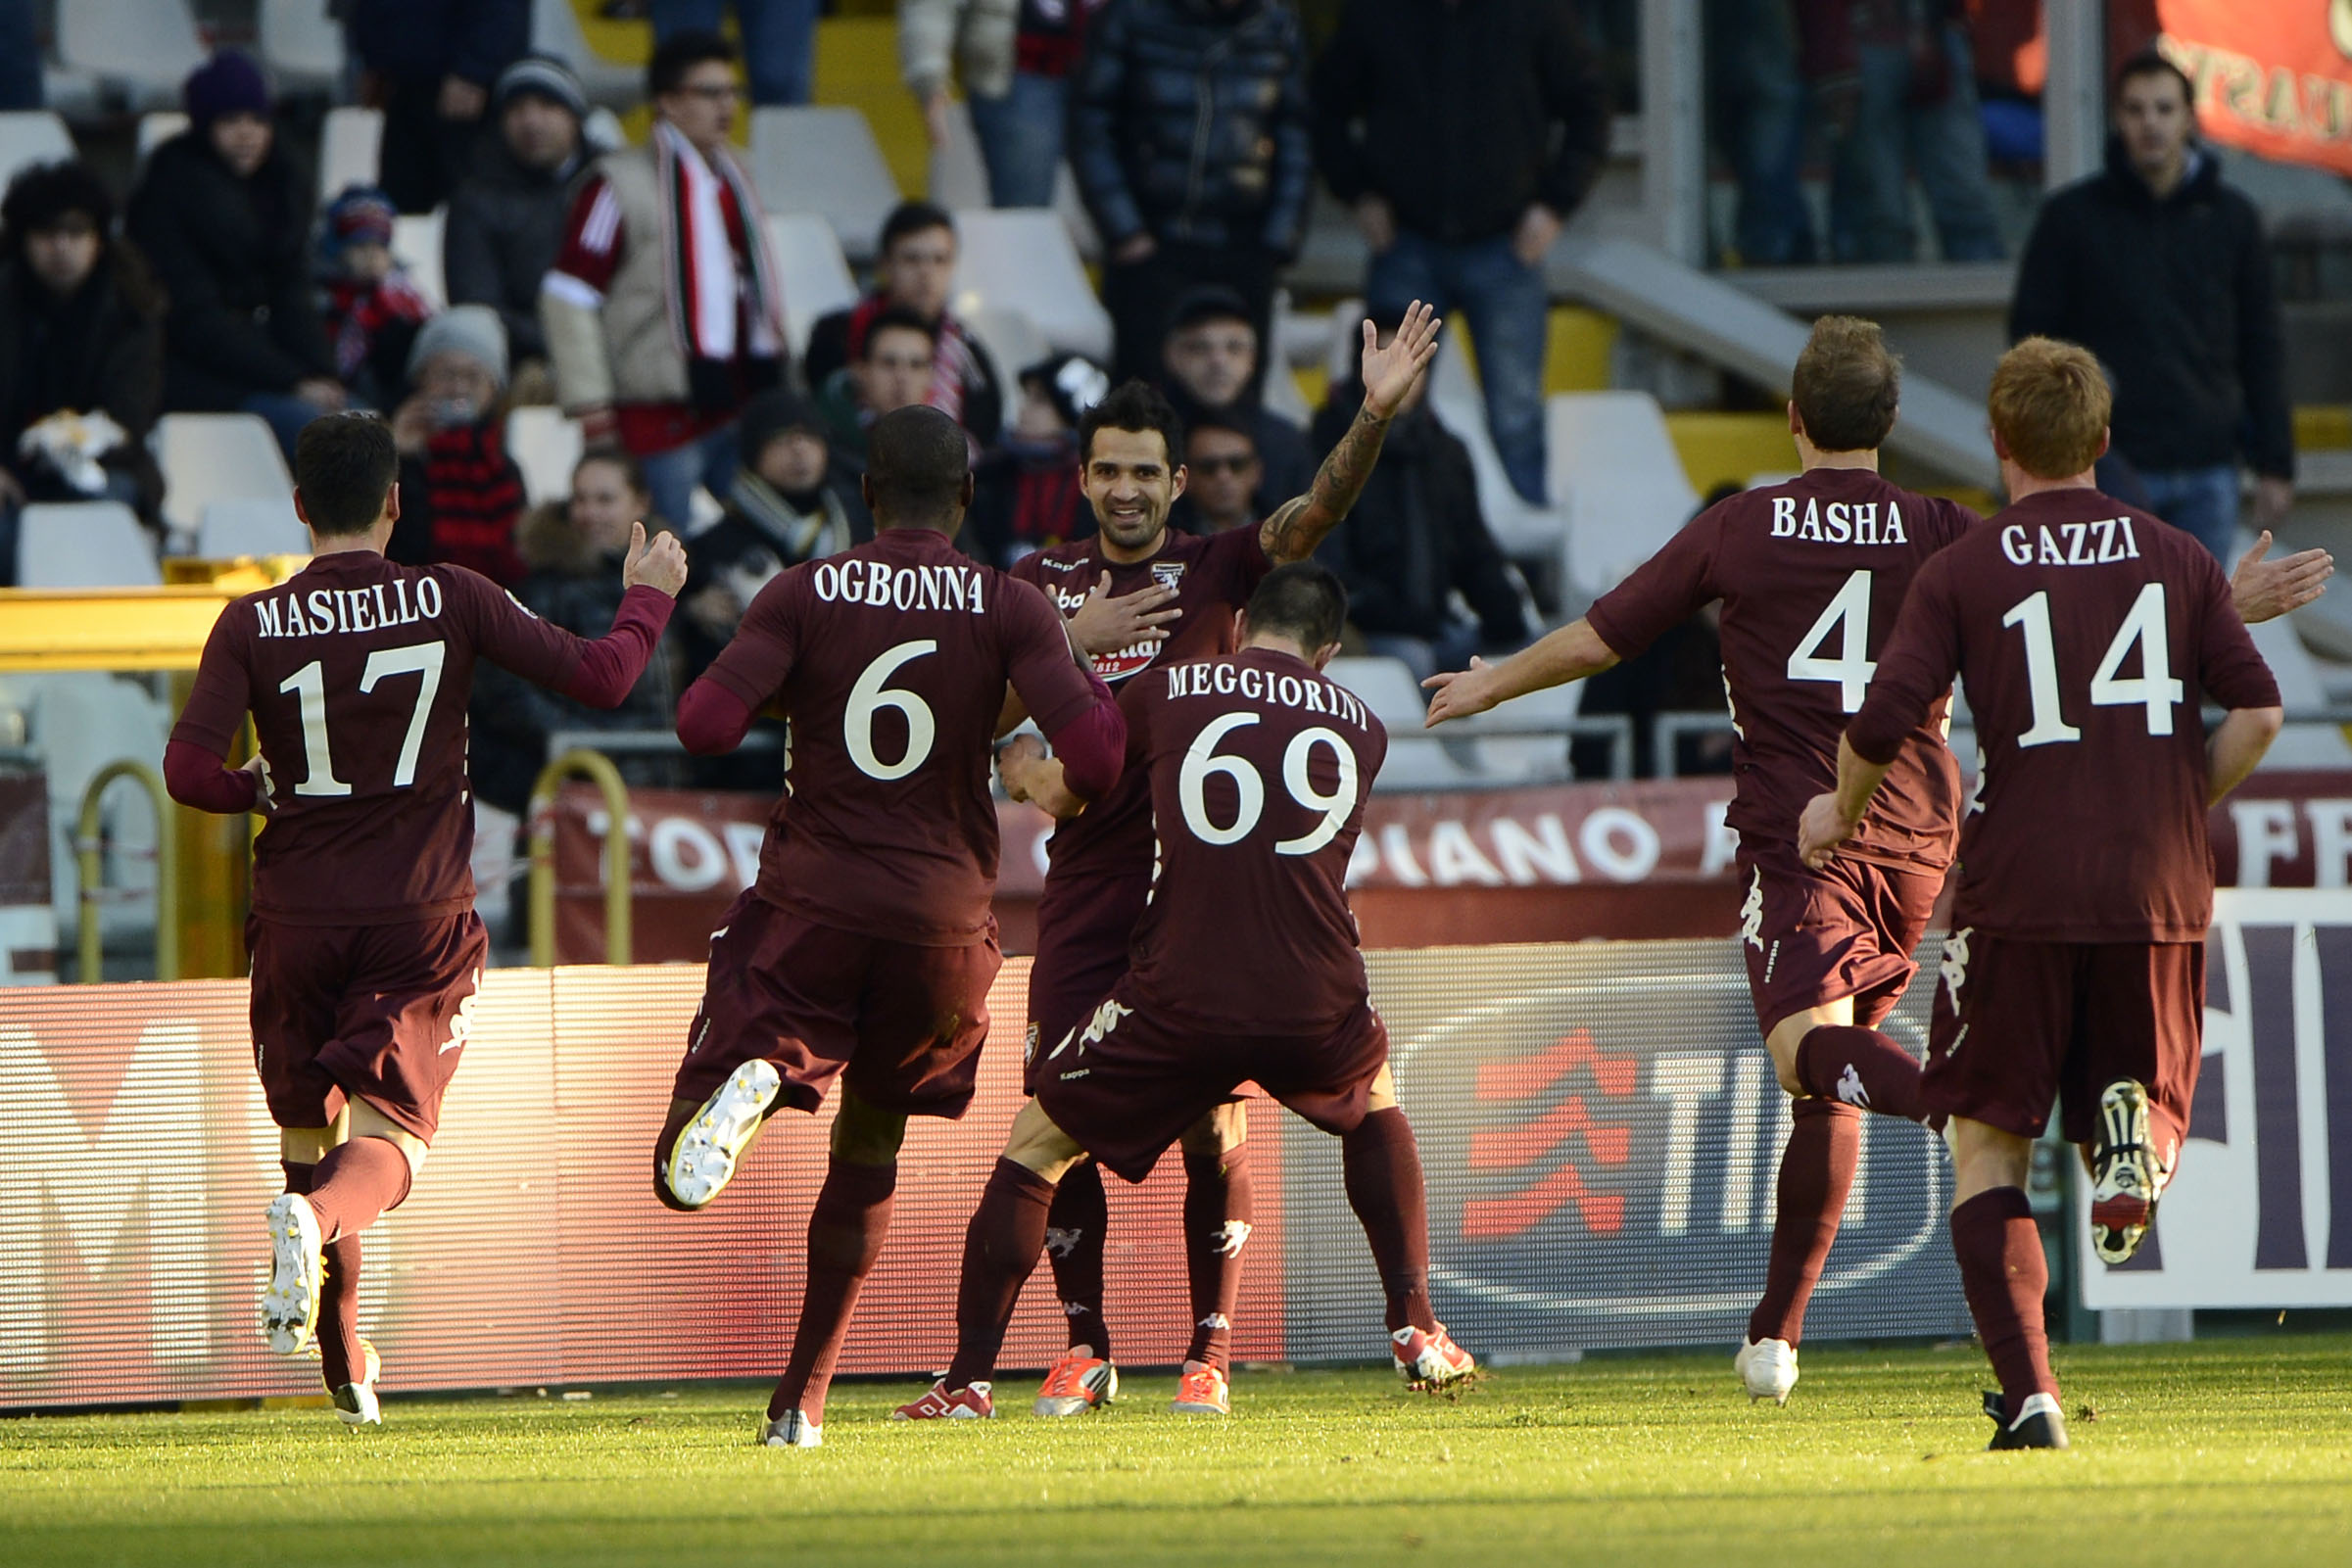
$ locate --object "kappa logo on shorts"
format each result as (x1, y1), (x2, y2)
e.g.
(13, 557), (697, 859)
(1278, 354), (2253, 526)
(1024, 1022), (1040, 1066)
(1740, 870), (1764, 951)
(1940, 927), (1973, 1011)
(440, 971), (484, 1054)
(1051, 999), (1132, 1062)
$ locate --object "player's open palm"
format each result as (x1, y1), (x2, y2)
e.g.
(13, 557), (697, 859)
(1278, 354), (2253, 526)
(622, 520), (689, 597)
(1068, 572), (1179, 655)
(1422, 657), (1498, 728)
(1797, 791), (1858, 870)
(2231, 530), (2332, 624)
(1361, 300), (1442, 421)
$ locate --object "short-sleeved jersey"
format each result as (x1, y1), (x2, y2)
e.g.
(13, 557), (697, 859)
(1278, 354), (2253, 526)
(1011, 524), (1274, 942)
(702, 526), (1104, 946)
(169, 551), (617, 925)
(1849, 489), (2280, 942)
(1585, 468), (1979, 868)
(1124, 646), (1388, 1034)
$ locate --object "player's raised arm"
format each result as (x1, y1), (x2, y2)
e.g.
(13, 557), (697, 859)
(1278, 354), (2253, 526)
(1423, 619), (1619, 728)
(1258, 301), (1442, 564)
(470, 518), (687, 708)
(163, 609), (264, 815)
(676, 564), (801, 757)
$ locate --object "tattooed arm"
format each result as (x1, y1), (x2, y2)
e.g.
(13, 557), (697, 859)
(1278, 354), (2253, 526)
(1260, 301), (1444, 565)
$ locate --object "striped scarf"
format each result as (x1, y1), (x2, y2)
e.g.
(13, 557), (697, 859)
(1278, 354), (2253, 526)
(651, 121), (787, 367)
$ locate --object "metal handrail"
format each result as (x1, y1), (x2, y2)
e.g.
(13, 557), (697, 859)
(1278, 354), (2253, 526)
(74, 759), (177, 981)
(527, 748), (633, 967)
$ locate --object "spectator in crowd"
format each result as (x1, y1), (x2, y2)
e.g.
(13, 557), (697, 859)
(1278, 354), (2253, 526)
(347, 0), (531, 215)
(1311, 311), (1529, 683)
(470, 447), (686, 817)
(1156, 286), (1311, 517)
(1313, 0), (1609, 505)
(543, 30), (790, 539)
(0, 0), (37, 111)
(1173, 416), (1262, 537)
(900, 0), (1109, 208)
(963, 351), (1104, 565)
(316, 186), (436, 410)
(1708, 0), (1815, 265)
(0, 164), (166, 580)
(2009, 49), (2291, 560)
(653, 0), (816, 106)
(679, 388), (872, 678)
(1818, 0), (2004, 263)
(804, 202), (1004, 444)
(129, 52), (345, 460)
(1070, 0), (1314, 386)
(813, 308), (938, 464)
(386, 306), (529, 586)
(447, 55), (594, 393)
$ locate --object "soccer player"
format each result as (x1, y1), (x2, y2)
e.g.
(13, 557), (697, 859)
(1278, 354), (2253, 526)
(651, 404), (1128, 1449)
(1423, 317), (2325, 1406)
(164, 412), (687, 1424)
(896, 563), (1476, 1421)
(987, 304), (1443, 1417)
(1800, 338), (2284, 1449)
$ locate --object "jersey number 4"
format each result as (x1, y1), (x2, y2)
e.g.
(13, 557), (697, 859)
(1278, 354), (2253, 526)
(277, 642), (448, 796)
(1787, 569), (1877, 712)
(1178, 713), (1360, 856)
(2002, 583), (2184, 748)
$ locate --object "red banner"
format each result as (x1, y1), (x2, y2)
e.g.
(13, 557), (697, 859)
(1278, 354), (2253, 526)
(2159, 1), (2352, 176)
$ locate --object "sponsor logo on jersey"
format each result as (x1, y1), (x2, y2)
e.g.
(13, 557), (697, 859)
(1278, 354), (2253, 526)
(1092, 641), (1168, 683)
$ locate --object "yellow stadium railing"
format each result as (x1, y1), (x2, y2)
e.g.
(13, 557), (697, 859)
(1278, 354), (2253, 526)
(527, 748), (633, 967)
(75, 759), (178, 981)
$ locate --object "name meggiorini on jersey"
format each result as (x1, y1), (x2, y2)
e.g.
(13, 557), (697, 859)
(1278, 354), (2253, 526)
(1166, 660), (1371, 729)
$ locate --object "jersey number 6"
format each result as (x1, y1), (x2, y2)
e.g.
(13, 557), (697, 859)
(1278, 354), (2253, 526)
(845, 639), (939, 782)
(1177, 712), (1361, 856)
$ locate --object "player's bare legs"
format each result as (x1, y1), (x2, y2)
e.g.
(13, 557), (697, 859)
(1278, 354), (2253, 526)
(1947, 1116), (2067, 1449)
(1171, 1102), (1251, 1414)
(1340, 1068), (1474, 1391)
(758, 1086), (905, 1447)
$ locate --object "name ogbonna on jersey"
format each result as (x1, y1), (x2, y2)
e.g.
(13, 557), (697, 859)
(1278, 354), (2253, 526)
(1999, 516), (2140, 567)
(811, 557), (987, 612)
(1770, 497), (1909, 545)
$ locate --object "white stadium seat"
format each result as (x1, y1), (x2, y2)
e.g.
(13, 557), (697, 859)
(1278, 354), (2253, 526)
(259, 0), (345, 93)
(55, 0), (208, 110)
(15, 502), (161, 589)
(958, 305), (1049, 387)
(949, 209), (1112, 362)
(530, 0), (649, 109)
(135, 112), (188, 169)
(1547, 391), (1701, 604)
(762, 213), (859, 359)
(196, 497), (309, 559)
(750, 107), (902, 263)
(1422, 329), (1567, 591)
(156, 412), (295, 537)
(927, 101), (992, 210)
(506, 406), (585, 507)
(1324, 656), (1428, 731)
(318, 106), (383, 205)
(15, 671), (170, 941)
(0, 112), (73, 195)
(394, 209), (447, 309)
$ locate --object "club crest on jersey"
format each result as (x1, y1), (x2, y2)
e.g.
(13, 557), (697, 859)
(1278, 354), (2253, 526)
(1151, 560), (1187, 592)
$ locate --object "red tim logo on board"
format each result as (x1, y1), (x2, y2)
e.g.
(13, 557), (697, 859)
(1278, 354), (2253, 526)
(1459, 1028), (1639, 1240)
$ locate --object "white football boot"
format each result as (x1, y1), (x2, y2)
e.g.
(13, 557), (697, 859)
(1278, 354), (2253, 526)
(261, 1192), (325, 1355)
(1735, 1337), (1799, 1404)
(2089, 1079), (2168, 1265)
(333, 1338), (383, 1426)
(760, 1409), (822, 1448)
(665, 1061), (783, 1210)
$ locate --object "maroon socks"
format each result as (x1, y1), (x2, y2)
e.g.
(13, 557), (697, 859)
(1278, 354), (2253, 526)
(1796, 1024), (1925, 1121)
(1043, 1158), (1112, 1361)
(1340, 1107), (1436, 1335)
(282, 1160), (363, 1390)
(1951, 1186), (2057, 1409)
(303, 1135), (411, 1242)
(1181, 1145), (1253, 1370)
(769, 1157), (898, 1423)
(1747, 1097), (1861, 1345)
(946, 1158), (1058, 1392)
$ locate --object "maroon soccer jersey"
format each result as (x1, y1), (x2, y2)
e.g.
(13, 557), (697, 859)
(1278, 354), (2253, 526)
(1849, 489), (2280, 941)
(1121, 646), (1388, 1033)
(1012, 526), (1275, 962)
(1585, 468), (1978, 868)
(170, 551), (666, 924)
(698, 526), (1106, 946)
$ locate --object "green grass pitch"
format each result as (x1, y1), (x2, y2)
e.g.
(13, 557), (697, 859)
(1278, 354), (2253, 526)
(7, 1336), (2350, 1566)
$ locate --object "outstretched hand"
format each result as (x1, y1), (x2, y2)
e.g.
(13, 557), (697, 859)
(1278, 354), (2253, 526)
(621, 520), (689, 597)
(1360, 300), (1442, 421)
(2231, 530), (2332, 625)
(1422, 656), (1500, 728)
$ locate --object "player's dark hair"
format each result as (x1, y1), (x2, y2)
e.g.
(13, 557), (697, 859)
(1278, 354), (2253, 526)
(1243, 561), (1348, 653)
(878, 199), (955, 256)
(866, 404), (970, 529)
(1791, 315), (1900, 452)
(1078, 378), (1185, 467)
(2113, 47), (2194, 112)
(648, 28), (733, 99)
(294, 412), (399, 537)
(860, 305), (938, 358)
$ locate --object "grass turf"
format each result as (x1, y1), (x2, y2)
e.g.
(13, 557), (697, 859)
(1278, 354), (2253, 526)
(6, 1335), (2350, 1566)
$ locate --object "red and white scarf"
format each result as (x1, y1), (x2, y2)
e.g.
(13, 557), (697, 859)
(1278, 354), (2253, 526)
(652, 121), (787, 363)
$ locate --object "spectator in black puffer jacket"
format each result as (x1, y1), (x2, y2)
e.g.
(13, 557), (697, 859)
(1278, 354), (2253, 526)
(1070, 0), (1313, 389)
(445, 55), (594, 388)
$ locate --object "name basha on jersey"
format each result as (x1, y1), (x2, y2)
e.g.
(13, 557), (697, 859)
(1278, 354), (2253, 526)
(168, 552), (669, 924)
(1584, 467), (1980, 867)
(1849, 489), (2280, 942)
(1124, 646), (1388, 1034)
(697, 527), (1109, 945)
(1011, 525), (1274, 933)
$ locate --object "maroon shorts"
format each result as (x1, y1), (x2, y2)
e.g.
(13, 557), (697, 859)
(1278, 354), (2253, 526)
(1035, 980), (1389, 1183)
(246, 911), (488, 1143)
(1737, 838), (1944, 1038)
(673, 889), (1001, 1118)
(1022, 929), (1130, 1096)
(1922, 930), (2201, 1154)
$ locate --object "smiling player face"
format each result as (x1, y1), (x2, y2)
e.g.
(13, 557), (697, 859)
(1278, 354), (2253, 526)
(1080, 426), (1188, 558)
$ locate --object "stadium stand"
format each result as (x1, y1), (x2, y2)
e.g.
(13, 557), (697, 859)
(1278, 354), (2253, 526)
(1325, 654), (1479, 791)
(15, 501), (161, 589)
(393, 209), (449, 309)
(0, 112), (74, 194)
(948, 208), (1113, 362)
(1453, 681), (1587, 784)
(54, 0), (208, 111)
(259, 0), (347, 95)
(156, 413), (296, 539)
(134, 112), (187, 168)
(529, 0), (647, 110)
(956, 305), (1049, 397)
(1547, 390), (1701, 605)
(762, 213), (859, 360)
(749, 107), (902, 264)
(317, 107), (385, 207)
(195, 498), (310, 560)
(505, 406), (587, 507)
(1422, 329), (1565, 597)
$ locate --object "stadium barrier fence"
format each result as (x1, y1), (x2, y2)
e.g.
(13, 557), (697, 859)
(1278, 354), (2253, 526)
(73, 759), (176, 983)
(527, 748), (632, 967)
